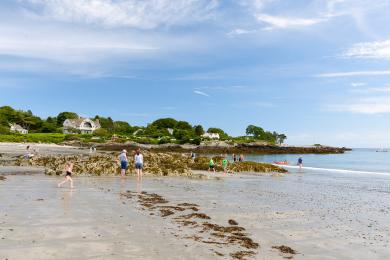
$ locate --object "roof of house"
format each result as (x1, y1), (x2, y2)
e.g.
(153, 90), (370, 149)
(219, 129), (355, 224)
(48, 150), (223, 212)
(64, 118), (100, 128)
(10, 123), (27, 131)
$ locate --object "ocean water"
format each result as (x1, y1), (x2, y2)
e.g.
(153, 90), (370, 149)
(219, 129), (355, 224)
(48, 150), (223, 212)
(242, 148), (390, 175)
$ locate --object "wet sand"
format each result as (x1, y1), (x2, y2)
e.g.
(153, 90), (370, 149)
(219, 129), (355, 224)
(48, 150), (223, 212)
(1, 169), (389, 259)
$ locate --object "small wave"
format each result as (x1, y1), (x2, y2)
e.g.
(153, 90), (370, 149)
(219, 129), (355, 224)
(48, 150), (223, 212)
(273, 164), (390, 176)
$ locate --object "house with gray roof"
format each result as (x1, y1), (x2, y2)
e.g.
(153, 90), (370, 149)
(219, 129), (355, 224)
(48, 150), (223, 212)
(63, 118), (101, 134)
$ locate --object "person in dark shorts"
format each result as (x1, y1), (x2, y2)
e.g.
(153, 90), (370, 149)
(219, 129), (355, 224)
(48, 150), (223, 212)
(58, 162), (74, 188)
(118, 150), (128, 177)
(134, 149), (144, 181)
(208, 158), (216, 173)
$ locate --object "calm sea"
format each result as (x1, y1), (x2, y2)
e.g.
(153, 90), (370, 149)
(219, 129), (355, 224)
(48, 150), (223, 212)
(241, 148), (390, 175)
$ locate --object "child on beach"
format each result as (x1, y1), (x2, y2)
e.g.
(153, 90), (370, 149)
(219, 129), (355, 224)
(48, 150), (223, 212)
(118, 150), (128, 177)
(135, 149), (143, 181)
(208, 158), (216, 173)
(222, 158), (228, 174)
(58, 163), (74, 189)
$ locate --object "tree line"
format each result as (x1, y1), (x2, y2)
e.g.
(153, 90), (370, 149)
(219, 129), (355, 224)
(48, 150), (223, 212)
(0, 106), (287, 145)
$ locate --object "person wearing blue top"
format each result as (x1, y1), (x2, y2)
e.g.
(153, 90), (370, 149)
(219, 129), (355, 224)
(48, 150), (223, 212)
(297, 157), (303, 169)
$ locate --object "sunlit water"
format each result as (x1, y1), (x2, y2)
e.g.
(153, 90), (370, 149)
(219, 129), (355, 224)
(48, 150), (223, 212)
(241, 148), (390, 175)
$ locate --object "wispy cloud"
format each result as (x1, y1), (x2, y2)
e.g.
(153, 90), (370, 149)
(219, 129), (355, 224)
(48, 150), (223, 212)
(22, 0), (219, 29)
(343, 40), (390, 59)
(350, 82), (366, 87)
(327, 96), (390, 114)
(193, 90), (210, 97)
(316, 70), (390, 78)
(257, 14), (326, 30)
(226, 28), (257, 37)
(350, 85), (390, 93)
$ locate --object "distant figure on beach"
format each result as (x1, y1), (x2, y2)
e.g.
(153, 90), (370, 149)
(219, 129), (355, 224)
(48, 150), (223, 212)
(58, 162), (74, 189)
(191, 151), (196, 162)
(233, 154), (237, 162)
(24, 145), (35, 159)
(239, 154), (244, 162)
(222, 158), (228, 174)
(135, 149), (144, 181)
(297, 157), (303, 169)
(118, 150), (128, 177)
(208, 158), (216, 173)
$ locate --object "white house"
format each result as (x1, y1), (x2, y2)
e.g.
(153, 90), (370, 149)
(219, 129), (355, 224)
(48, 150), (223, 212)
(202, 133), (220, 139)
(9, 123), (28, 134)
(63, 118), (101, 134)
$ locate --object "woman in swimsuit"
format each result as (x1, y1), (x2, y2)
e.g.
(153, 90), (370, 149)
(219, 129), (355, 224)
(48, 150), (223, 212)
(58, 162), (74, 188)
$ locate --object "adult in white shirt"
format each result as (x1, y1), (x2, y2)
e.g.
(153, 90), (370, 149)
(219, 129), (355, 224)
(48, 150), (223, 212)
(134, 150), (143, 181)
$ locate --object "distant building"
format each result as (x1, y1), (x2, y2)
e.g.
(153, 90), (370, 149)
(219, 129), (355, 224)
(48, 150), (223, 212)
(63, 118), (101, 134)
(9, 123), (28, 134)
(202, 133), (220, 139)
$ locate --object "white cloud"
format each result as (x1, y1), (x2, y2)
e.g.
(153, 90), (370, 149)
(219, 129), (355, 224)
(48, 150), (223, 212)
(327, 96), (390, 114)
(350, 82), (366, 87)
(350, 85), (390, 93)
(0, 23), (158, 64)
(316, 70), (390, 78)
(344, 40), (390, 59)
(256, 14), (326, 30)
(226, 28), (256, 37)
(193, 90), (210, 97)
(22, 0), (219, 29)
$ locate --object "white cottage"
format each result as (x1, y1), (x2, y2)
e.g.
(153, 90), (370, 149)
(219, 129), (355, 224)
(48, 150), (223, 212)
(9, 123), (28, 134)
(202, 133), (220, 139)
(63, 118), (101, 134)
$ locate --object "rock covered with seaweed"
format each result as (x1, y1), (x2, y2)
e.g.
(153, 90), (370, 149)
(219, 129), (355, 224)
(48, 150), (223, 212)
(7, 152), (286, 176)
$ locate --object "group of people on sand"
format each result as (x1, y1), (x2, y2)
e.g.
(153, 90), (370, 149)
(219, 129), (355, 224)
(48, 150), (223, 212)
(58, 148), (144, 189)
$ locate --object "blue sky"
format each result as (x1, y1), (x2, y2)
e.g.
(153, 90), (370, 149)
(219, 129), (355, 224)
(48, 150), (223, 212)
(1, 0), (390, 147)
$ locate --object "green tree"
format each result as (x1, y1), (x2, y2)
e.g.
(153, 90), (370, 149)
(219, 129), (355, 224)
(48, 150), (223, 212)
(150, 118), (178, 129)
(57, 112), (78, 126)
(114, 121), (134, 134)
(277, 134), (287, 145)
(175, 120), (192, 130)
(194, 125), (205, 136)
(246, 125), (265, 138)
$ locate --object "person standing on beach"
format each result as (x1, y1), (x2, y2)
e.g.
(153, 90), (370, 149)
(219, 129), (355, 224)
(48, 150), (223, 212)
(222, 158), (228, 174)
(239, 154), (244, 162)
(135, 149), (144, 181)
(191, 151), (196, 162)
(297, 157), (303, 169)
(208, 158), (216, 173)
(58, 163), (74, 189)
(233, 154), (237, 162)
(118, 150), (128, 177)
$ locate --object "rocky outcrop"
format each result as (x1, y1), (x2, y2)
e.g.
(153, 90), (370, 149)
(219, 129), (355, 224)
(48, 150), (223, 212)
(191, 156), (287, 173)
(10, 151), (192, 176)
(5, 152), (286, 176)
(95, 143), (350, 155)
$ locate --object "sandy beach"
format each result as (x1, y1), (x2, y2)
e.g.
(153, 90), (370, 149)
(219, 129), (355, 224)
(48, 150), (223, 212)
(1, 143), (390, 259)
(1, 167), (390, 259)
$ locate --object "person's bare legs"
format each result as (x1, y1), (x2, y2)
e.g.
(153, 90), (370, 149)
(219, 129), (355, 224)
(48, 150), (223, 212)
(58, 177), (68, 187)
(121, 169), (126, 178)
(69, 176), (74, 188)
(58, 176), (73, 188)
